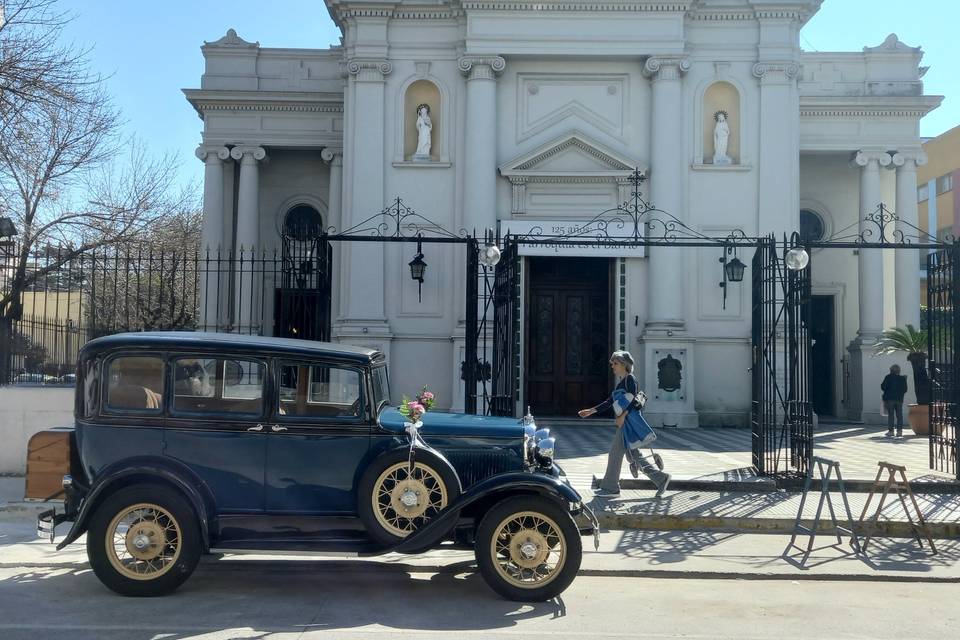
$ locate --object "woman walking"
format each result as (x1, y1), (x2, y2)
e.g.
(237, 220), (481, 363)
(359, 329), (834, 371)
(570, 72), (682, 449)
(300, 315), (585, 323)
(578, 351), (671, 498)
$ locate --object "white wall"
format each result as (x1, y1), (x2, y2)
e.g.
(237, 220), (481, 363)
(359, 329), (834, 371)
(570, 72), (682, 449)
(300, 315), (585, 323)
(0, 387), (74, 475)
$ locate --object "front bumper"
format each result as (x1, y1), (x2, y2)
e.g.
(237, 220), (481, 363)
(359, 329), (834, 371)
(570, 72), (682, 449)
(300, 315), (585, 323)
(37, 507), (74, 543)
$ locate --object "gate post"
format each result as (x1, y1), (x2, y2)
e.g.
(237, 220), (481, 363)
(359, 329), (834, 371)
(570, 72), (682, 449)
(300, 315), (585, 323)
(464, 238), (479, 414)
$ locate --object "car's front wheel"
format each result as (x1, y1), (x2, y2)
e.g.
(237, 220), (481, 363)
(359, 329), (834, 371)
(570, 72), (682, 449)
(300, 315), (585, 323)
(475, 495), (582, 601)
(358, 449), (459, 546)
(86, 484), (201, 597)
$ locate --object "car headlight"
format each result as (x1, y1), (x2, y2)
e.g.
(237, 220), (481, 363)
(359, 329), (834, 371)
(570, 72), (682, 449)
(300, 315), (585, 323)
(534, 427), (550, 442)
(535, 436), (555, 466)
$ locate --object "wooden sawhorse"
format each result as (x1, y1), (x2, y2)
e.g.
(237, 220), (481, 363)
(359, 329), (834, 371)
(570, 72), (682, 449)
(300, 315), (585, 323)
(789, 456), (862, 558)
(858, 461), (937, 555)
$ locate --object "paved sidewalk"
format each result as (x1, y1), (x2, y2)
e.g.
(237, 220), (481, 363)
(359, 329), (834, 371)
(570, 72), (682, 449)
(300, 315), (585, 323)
(545, 419), (957, 485)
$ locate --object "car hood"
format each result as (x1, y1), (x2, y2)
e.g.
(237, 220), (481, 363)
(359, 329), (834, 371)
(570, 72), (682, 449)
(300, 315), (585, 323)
(378, 408), (525, 439)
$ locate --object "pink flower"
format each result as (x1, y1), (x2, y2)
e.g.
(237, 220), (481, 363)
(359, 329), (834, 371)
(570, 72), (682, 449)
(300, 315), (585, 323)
(407, 401), (425, 414)
(421, 391), (434, 400)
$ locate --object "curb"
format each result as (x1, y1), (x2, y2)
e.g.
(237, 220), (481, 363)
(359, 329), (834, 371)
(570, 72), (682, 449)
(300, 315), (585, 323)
(604, 477), (960, 494)
(593, 511), (960, 538)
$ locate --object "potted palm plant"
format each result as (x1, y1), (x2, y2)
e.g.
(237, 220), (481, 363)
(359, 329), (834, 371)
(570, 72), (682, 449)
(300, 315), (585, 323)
(874, 325), (935, 435)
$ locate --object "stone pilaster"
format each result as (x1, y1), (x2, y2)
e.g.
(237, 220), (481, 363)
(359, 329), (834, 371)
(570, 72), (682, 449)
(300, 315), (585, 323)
(853, 150), (891, 341)
(892, 150), (928, 328)
(640, 56), (697, 428)
(459, 55), (506, 236)
(753, 61), (800, 236)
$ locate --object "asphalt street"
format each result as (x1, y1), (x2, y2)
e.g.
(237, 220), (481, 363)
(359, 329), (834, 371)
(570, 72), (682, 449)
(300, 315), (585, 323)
(1, 520), (959, 640)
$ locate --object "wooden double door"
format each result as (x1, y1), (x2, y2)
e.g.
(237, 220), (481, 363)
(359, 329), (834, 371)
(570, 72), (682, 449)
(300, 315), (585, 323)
(526, 257), (612, 417)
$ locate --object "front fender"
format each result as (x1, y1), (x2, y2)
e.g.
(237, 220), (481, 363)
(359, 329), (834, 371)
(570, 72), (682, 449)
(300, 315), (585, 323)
(56, 458), (214, 551)
(390, 471), (581, 554)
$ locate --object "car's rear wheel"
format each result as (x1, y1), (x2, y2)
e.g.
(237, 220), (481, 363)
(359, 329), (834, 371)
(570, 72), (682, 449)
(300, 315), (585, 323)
(358, 449), (459, 546)
(86, 484), (201, 596)
(475, 495), (582, 602)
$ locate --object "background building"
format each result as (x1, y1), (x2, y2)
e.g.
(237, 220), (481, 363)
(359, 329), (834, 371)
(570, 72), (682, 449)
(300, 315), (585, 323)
(919, 124), (959, 301)
(184, 0), (942, 426)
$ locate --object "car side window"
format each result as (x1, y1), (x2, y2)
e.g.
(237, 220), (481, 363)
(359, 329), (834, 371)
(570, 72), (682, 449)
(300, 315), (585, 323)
(105, 356), (165, 413)
(173, 357), (265, 416)
(278, 362), (362, 419)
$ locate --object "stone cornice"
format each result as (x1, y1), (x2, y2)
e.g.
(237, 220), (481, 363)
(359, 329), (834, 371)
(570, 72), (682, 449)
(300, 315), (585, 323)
(460, 1), (692, 11)
(500, 131), (645, 177)
(183, 90), (344, 117)
(799, 96), (943, 118)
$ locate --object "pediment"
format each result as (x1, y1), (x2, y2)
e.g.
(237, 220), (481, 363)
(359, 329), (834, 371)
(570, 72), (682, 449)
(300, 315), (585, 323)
(499, 132), (645, 180)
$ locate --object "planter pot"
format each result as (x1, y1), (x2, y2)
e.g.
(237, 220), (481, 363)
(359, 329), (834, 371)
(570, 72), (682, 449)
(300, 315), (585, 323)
(907, 404), (941, 436)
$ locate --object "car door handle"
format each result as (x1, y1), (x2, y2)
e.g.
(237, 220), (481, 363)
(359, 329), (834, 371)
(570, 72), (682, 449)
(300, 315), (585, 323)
(247, 424), (264, 432)
(271, 424), (288, 432)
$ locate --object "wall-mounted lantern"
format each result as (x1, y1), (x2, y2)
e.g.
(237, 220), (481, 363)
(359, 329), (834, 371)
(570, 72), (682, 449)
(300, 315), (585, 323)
(719, 245), (746, 309)
(408, 238), (427, 302)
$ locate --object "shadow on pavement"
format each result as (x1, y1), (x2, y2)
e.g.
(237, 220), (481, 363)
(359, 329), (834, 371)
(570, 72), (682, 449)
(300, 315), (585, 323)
(0, 560), (568, 638)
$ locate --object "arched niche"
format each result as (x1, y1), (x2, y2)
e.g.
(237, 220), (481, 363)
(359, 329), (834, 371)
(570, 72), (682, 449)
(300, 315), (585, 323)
(702, 81), (740, 165)
(404, 79), (441, 161)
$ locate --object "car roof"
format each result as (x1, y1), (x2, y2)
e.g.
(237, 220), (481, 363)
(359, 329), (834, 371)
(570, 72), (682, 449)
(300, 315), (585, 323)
(79, 332), (384, 365)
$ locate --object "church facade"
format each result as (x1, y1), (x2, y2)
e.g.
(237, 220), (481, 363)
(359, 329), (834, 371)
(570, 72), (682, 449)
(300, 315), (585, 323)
(184, 0), (942, 426)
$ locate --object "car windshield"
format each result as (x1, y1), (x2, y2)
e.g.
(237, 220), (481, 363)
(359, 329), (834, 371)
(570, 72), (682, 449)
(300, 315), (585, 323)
(371, 365), (390, 415)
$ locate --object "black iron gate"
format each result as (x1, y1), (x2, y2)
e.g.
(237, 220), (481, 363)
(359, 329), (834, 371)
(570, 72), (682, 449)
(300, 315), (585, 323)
(274, 233), (332, 341)
(927, 246), (960, 478)
(751, 235), (813, 479)
(489, 238), (521, 416)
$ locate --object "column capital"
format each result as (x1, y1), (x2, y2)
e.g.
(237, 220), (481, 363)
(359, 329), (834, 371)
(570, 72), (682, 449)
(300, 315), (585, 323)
(230, 145), (267, 163)
(346, 58), (392, 81)
(752, 61), (800, 83)
(891, 150), (928, 168)
(195, 145), (230, 162)
(321, 147), (343, 165)
(853, 150), (891, 168)
(643, 56), (690, 80)
(458, 55), (506, 80)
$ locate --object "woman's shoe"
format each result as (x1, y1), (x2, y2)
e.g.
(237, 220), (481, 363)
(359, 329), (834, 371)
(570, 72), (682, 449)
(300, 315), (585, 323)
(594, 488), (621, 498)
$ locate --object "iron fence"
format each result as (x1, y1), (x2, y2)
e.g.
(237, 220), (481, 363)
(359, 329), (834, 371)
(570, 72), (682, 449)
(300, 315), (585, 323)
(1, 240), (328, 384)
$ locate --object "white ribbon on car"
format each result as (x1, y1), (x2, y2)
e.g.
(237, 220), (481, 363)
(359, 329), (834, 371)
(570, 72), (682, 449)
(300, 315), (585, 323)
(403, 420), (423, 473)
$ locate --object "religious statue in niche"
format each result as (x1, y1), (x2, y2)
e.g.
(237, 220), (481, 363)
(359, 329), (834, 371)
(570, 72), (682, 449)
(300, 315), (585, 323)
(713, 110), (732, 165)
(414, 103), (433, 161)
(657, 353), (683, 393)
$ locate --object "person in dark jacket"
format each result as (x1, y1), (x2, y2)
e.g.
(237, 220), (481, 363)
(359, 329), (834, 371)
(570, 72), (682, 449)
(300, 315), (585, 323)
(578, 351), (671, 498)
(881, 364), (908, 437)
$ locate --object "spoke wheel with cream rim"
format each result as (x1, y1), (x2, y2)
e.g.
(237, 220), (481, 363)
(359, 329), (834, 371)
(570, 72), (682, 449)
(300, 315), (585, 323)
(359, 448), (460, 546)
(475, 495), (582, 601)
(87, 484), (201, 596)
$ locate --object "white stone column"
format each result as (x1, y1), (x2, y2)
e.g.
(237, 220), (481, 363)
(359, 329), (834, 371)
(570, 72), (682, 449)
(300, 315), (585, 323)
(643, 56), (689, 332)
(854, 150), (891, 340)
(229, 145), (267, 333)
(459, 55), (506, 237)
(893, 150), (928, 328)
(195, 145), (230, 330)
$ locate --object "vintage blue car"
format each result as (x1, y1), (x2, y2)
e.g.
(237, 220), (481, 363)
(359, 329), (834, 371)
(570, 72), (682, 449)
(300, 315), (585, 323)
(31, 332), (596, 601)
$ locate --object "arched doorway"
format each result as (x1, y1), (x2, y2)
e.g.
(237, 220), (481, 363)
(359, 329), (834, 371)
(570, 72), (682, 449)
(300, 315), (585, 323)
(274, 204), (332, 341)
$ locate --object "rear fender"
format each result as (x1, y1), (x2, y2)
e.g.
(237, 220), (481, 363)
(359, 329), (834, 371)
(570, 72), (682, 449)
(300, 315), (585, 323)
(56, 457), (215, 551)
(390, 471), (581, 554)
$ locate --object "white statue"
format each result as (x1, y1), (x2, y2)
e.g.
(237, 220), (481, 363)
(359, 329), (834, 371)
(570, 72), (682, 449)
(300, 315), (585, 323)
(713, 110), (732, 165)
(414, 103), (432, 161)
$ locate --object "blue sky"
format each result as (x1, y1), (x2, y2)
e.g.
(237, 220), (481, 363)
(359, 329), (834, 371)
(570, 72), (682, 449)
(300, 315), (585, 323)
(59, 0), (958, 192)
